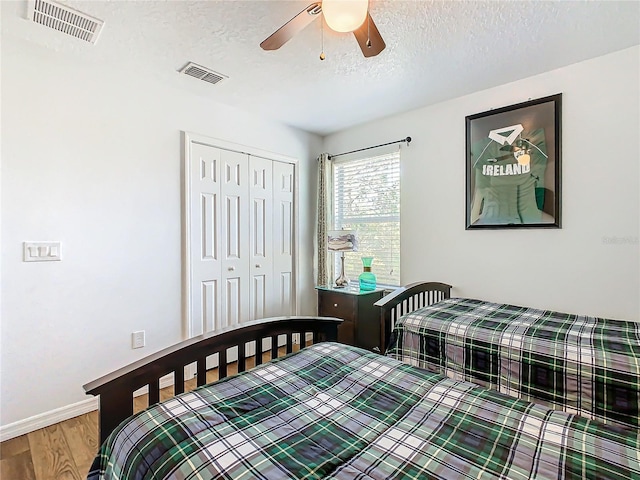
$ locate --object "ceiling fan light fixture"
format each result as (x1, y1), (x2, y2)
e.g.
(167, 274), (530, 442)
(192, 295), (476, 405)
(322, 0), (368, 33)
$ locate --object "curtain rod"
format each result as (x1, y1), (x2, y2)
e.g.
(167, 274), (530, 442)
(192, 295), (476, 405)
(328, 136), (411, 160)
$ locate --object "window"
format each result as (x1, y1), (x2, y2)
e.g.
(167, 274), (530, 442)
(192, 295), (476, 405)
(333, 151), (400, 286)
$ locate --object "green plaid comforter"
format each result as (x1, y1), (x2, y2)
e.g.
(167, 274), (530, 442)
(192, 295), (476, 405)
(88, 343), (639, 480)
(385, 297), (640, 429)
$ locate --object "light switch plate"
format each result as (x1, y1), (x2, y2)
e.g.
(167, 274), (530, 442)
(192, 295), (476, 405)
(23, 242), (62, 262)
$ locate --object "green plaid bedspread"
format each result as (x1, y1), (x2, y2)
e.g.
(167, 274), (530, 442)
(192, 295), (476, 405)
(385, 297), (640, 429)
(88, 343), (639, 480)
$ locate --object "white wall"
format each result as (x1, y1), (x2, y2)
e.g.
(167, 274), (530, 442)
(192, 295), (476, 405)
(0, 37), (321, 427)
(324, 46), (639, 321)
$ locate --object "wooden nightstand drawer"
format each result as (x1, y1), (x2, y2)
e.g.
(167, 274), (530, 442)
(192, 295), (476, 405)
(316, 286), (385, 351)
(318, 291), (357, 320)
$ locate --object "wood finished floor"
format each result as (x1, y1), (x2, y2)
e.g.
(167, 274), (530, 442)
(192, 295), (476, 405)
(0, 347), (298, 480)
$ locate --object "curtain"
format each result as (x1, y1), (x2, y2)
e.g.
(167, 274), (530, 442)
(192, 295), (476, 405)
(314, 153), (332, 286)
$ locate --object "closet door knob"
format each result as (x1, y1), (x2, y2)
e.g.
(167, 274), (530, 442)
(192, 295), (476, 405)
(256, 264), (261, 268)
(228, 266), (235, 271)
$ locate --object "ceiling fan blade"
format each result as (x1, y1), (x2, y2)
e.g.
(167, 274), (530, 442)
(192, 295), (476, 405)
(353, 13), (386, 57)
(260, 2), (322, 51)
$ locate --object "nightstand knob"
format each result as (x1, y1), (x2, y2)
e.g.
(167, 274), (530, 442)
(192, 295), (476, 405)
(334, 303), (338, 307)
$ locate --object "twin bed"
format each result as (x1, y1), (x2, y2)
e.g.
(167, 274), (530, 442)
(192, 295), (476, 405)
(84, 282), (639, 479)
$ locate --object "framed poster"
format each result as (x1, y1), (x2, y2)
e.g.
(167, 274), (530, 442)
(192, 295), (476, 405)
(465, 94), (561, 229)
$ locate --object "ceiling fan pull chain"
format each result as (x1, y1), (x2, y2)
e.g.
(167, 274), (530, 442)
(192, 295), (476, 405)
(366, 11), (372, 48)
(320, 16), (326, 60)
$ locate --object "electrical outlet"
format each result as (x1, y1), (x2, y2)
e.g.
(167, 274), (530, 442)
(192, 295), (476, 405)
(132, 330), (145, 349)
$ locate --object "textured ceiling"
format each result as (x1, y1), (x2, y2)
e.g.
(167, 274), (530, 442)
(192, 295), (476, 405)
(3, 0), (639, 135)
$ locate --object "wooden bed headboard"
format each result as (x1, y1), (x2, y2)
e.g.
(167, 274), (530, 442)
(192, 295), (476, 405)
(85, 282), (451, 444)
(84, 316), (342, 443)
(375, 281), (452, 353)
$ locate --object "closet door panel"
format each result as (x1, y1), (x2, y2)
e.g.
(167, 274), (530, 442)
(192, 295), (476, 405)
(189, 143), (222, 336)
(249, 157), (274, 319)
(273, 161), (295, 316)
(221, 149), (250, 327)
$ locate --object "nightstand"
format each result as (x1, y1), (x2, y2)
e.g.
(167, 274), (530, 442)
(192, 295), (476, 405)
(316, 285), (385, 351)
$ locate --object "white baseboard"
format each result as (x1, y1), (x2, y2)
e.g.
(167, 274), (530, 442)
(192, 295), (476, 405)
(0, 336), (308, 442)
(0, 374), (181, 442)
(0, 397), (99, 442)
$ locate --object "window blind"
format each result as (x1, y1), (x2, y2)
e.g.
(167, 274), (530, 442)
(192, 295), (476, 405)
(333, 151), (400, 286)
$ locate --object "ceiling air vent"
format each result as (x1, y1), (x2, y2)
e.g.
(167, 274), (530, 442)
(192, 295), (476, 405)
(179, 62), (228, 85)
(27, 0), (104, 44)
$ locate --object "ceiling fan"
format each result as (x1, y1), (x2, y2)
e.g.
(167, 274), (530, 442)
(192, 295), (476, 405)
(260, 0), (386, 58)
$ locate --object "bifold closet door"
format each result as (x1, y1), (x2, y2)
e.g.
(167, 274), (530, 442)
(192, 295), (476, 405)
(273, 161), (295, 315)
(186, 133), (296, 342)
(249, 156), (274, 320)
(220, 149), (250, 327)
(189, 142), (222, 337)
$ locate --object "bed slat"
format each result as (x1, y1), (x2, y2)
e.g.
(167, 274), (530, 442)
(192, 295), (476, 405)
(255, 338), (263, 366)
(148, 378), (160, 405)
(174, 367), (184, 395)
(197, 357), (206, 386)
(219, 350), (227, 379)
(238, 344), (246, 372)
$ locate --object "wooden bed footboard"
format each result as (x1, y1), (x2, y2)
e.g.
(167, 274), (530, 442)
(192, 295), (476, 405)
(375, 282), (452, 353)
(84, 316), (342, 443)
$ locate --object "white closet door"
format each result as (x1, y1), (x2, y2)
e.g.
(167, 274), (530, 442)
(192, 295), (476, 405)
(189, 143), (222, 337)
(220, 149), (250, 327)
(184, 132), (297, 343)
(249, 156), (274, 320)
(273, 161), (295, 315)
